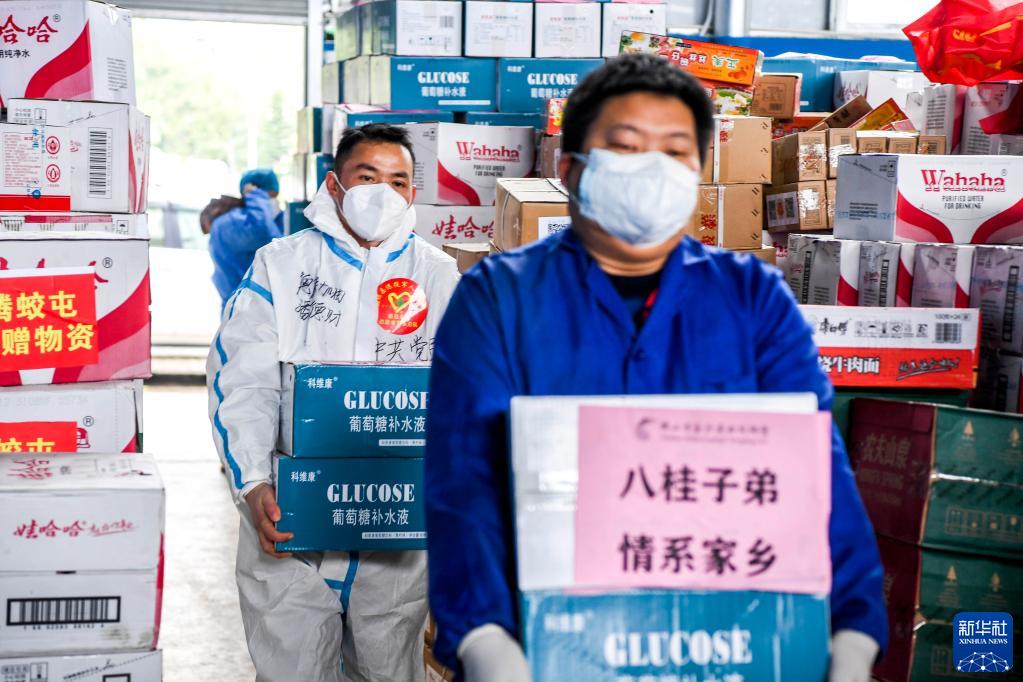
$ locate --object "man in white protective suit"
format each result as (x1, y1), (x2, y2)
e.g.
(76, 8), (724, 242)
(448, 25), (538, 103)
(207, 123), (460, 681)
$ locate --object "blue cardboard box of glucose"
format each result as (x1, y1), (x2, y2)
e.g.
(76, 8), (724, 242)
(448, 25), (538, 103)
(274, 455), (426, 551)
(498, 59), (604, 113)
(279, 363), (430, 458)
(520, 590), (830, 682)
(370, 56), (498, 112)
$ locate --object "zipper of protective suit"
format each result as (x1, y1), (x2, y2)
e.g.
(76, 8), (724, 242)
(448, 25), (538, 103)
(352, 244), (372, 360)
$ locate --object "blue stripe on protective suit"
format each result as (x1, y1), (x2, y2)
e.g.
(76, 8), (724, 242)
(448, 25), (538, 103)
(423, 231), (889, 671)
(386, 234), (415, 263)
(322, 234), (364, 271)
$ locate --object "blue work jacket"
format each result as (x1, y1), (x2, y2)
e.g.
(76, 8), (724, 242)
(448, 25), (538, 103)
(424, 230), (888, 673)
(209, 188), (284, 307)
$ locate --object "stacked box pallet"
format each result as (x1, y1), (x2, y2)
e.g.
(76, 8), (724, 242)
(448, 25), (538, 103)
(0, 2), (162, 678)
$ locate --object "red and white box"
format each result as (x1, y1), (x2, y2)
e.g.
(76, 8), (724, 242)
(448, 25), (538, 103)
(8, 100), (150, 214)
(834, 154), (1023, 244)
(915, 84), (965, 154)
(800, 305), (980, 389)
(963, 132), (1023, 156)
(0, 650), (163, 682)
(910, 244), (974, 309)
(786, 235), (859, 305)
(962, 82), (1023, 155)
(0, 380), (141, 454)
(969, 245), (1023, 353)
(857, 241), (901, 307)
(0, 1), (136, 108)
(0, 124), (70, 212)
(1, 212), (148, 236)
(895, 242), (916, 308)
(784, 233), (815, 302)
(0, 233), (151, 386)
(407, 122), (535, 205)
(414, 205), (495, 248)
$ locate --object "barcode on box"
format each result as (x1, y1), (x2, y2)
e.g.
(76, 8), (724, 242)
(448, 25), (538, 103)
(439, 16), (455, 28)
(88, 127), (113, 199)
(935, 323), (962, 344)
(6, 596), (121, 626)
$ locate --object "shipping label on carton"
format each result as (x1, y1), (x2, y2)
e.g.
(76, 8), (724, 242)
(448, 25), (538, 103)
(970, 245), (1023, 353)
(0, 234), (151, 386)
(0, 124), (70, 212)
(618, 33), (761, 87)
(498, 59), (603, 113)
(685, 184), (762, 250)
(801, 306), (979, 389)
(9, 100), (150, 214)
(280, 363), (430, 458)
(371, 56), (498, 112)
(751, 73), (801, 120)
(465, 1), (532, 58)
(414, 205), (494, 248)
(834, 154), (1023, 244)
(521, 590), (830, 682)
(911, 244), (974, 309)
(858, 241), (901, 307)
(390, 0), (464, 57)
(0, 381), (139, 454)
(765, 181), (827, 231)
(494, 178), (570, 251)
(0, 1), (136, 107)
(0, 650), (163, 682)
(274, 455), (426, 551)
(409, 122), (536, 205)
(534, 4), (602, 59)
(772, 131), (827, 184)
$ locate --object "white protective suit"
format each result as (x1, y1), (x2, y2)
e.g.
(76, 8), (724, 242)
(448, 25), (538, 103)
(207, 182), (460, 682)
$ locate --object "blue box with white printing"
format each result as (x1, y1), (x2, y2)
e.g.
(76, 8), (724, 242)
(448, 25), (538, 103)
(461, 112), (545, 128)
(370, 56), (498, 112)
(763, 56), (915, 111)
(279, 363), (430, 458)
(274, 455), (426, 551)
(520, 590), (830, 681)
(497, 58), (605, 113)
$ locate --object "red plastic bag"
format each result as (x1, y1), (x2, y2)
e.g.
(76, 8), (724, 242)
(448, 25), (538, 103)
(904, 0), (1023, 85)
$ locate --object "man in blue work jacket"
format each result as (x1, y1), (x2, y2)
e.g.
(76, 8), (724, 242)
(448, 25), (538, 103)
(424, 53), (887, 682)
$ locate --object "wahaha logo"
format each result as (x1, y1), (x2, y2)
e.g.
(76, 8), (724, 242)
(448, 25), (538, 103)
(455, 141), (520, 162)
(920, 169), (1006, 192)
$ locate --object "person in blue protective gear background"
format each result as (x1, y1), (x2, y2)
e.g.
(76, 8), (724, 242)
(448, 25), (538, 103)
(209, 168), (284, 308)
(424, 53), (888, 682)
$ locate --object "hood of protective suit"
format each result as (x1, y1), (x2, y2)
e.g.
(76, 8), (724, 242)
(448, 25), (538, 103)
(303, 182), (416, 256)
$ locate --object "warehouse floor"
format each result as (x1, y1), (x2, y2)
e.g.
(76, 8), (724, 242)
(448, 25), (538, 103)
(144, 379), (256, 681)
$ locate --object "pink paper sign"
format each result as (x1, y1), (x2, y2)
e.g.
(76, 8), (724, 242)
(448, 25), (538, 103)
(574, 406), (833, 594)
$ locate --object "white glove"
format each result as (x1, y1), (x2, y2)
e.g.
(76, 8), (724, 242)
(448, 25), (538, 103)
(459, 624), (532, 682)
(829, 629), (880, 682)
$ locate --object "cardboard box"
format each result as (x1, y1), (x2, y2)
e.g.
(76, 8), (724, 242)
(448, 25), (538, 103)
(368, 0), (464, 57)
(917, 134), (947, 155)
(810, 95), (873, 132)
(736, 246), (777, 265)
(534, 4), (602, 59)
(0, 453), (162, 572)
(764, 56), (914, 112)
(918, 84), (965, 154)
(322, 61), (344, 105)
(962, 83), (1023, 155)
(970, 246), (1023, 353)
(874, 535), (1023, 682)
(343, 56), (372, 105)
(408, 122), (535, 205)
(335, 6), (360, 61)
(304, 153), (333, 200)
(911, 244), (974, 309)
(784, 233), (815, 299)
(0, 650), (163, 682)
(274, 455), (426, 551)
(465, 2), (532, 58)
(461, 112), (545, 128)
(684, 184), (762, 250)
(0, 233), (151, 386)
(825, 178), (836, 228)
(279, 363), (430, 458)
(772, 113), (828, 139)
(848, 399), (1023, 557)
(895, 243), (917, 307)
(620, 34), (761, 88)
(8, 100), (150, 214)
(494, 178), (570, 251)
(801, 306), (980, 389)
(0, 569), (160, 656)
(975, 351), (1023, 413)
(414, 205), (495, 248)
(965, 132), (1023, 156)
(520, 590), (829, 682)
(297, 106), (323, 155)
(539, 134), (561, 178)
(772, 131), (827, 184)
(833, 70), (929, 110)
(285, 200), (312, 235)
(443, 243), (490, 273)
(858, 241), (901, 307)
(702, 116), (772, 184)
(0, 124), (70, 212)
(0, 212), (147, 237)
(0, 381), (140, 454)
(751, 73), (801, 120)
(0, 1), (135, 107)
(851, 98), (914, 132)
(331, 107), (453, 153)
(370, 56), (499, 112)
(800, 237), (860, 306)
(601, 5), (666, 58)
(834, 154), (1023, 244)
(765, 181), (827, 231)
(856, 133), (887, 154)
(497, 58), (603, 113)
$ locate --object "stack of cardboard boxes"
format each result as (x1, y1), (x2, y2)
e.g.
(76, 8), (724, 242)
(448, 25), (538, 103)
(0, 2), (162, 678)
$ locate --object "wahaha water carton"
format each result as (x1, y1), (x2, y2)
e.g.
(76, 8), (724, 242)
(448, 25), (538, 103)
(858, 241), (901, 307)
(0, 380), (141, 454)
(0, 124), (70, 212)
(407, 122), (536, 205)
(414, 205), (495, 248)
(910, 244), (975, 309)
(0, 1), (136, 107)
(0, 212), (148, 236)
(785, 235), (859, 305)
(962, 83), (1023, 155)
(0, 233), (151, 386)
(834, 154), (1023, 244)
(969, 245), (1023, 353)
(0, 650), (162, 682)
(8, 100), (150, 214)
(915, 84), (966, 154)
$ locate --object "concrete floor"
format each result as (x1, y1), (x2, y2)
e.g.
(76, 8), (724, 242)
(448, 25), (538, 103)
(144, 379), (256, 681)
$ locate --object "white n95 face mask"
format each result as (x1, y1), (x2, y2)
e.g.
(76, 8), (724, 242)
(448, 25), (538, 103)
(331, 172), (413, 242)
(574, 148), (699, 247)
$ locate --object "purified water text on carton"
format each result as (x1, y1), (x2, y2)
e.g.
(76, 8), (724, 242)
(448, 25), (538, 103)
(0, 124), (70, 212)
